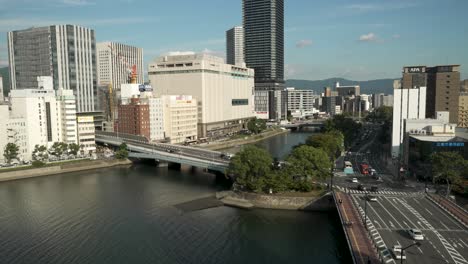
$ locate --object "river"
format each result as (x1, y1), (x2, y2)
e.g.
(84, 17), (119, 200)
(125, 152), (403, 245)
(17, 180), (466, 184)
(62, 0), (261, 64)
(0, 131), (351, 264)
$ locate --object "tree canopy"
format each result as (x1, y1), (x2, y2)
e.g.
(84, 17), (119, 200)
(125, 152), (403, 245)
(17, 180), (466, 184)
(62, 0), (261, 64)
(32, 145), (48, 162)
(285, 145), (331, 180)
(115, 143), (129, 160)
(3, 143), (19, 164)
(431, 152), (467, 197)
(323, 114), (361, 148)
(247, 117), (267, 134)
(306, 131), (344, 159)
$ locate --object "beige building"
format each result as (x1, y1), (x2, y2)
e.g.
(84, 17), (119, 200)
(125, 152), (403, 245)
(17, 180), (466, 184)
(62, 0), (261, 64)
(77, 115), (96, 155)
(459, 92), (468, 128)
(148, 53), (255, 139)
(160, 95), (198, 144)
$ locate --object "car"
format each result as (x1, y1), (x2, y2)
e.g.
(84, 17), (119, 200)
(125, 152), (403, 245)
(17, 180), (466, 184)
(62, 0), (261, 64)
(367, 195), (378, 202)
(357, 184), (367, 191)
(352, 178), (358, 183)
(408, 229), (424, 240)
(392, 245), (406, 260)
(366, 150), (371, 154)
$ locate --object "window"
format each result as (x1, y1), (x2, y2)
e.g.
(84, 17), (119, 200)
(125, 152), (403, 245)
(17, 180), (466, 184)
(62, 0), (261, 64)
(232, 99), (249, 106)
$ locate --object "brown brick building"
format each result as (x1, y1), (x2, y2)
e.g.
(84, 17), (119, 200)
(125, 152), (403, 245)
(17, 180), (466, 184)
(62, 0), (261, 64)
(402, 65), (461, 123)
(116, 98), (150, 139)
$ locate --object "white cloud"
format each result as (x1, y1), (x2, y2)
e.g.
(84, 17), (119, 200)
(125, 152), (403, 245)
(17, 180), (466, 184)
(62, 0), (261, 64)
(359, 32), (378, 42)
(392, 34), (401, 39)
(296, 40), (313, 48)
(345, 2), (418, 13)
(201, 48), (225, 59)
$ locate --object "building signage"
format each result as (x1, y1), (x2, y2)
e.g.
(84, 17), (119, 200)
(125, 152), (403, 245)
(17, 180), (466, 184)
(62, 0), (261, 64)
(138, 84), (153, 92)
(408, 67), (424, 73)
(434, 142), (465, 147)
(77, 116), (94, 123)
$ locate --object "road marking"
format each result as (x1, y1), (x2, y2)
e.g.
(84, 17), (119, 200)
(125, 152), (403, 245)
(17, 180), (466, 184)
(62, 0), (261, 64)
(384, 196), (416, 229)
(440, 221), (450, 230)
(425, 208), (434, 216)
(459, 239), (468, 248)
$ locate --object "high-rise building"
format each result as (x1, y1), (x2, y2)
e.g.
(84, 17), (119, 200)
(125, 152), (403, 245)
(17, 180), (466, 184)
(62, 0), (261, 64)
(226, 26), (244, 66)
(76, 113), (96, 154)
(286, 88), (318, 113)
(461, 79), (468, 92)
(335, 82), (360, 97)
(459, 92), (468, 128)
(243, 0), (285, 120)
(372, 93), (384, 109)
(391, 85), (426, 157)
(96, 42), (144, 87)
(8, 25), (97, 112)
(426, 65), (461, 123)
(401, 65), (461, 124)
(382, 95), (394, 107)
(149, 54), (255, 138)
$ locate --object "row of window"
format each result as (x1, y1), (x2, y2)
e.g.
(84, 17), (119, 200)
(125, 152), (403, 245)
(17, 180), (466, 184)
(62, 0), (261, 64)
(232, 99), (249, 106)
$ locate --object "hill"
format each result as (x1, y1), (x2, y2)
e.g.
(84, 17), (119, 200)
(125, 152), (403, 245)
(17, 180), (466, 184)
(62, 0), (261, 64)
(286, 78), (396, 95)
(0, 67), (9, 97)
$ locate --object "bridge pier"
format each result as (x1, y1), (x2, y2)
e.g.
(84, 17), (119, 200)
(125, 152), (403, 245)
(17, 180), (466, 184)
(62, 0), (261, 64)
(168, 162), (181, 170)
(155, 160), (168, 167)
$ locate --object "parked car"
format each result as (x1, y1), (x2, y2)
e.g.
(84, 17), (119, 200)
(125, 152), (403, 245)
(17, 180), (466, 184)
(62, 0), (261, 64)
(408, 229), (424, 240)
(352, 178), (358, 183)
(392, 245), (406, 260)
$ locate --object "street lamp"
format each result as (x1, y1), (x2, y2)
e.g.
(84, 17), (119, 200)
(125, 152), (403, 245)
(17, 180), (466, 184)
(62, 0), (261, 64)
(400, 242), (421, 264)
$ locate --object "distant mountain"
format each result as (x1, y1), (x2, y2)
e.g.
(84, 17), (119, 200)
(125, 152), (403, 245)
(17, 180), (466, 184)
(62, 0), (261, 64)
(0, 67), (9, 97)
(286, 78), (397, 95)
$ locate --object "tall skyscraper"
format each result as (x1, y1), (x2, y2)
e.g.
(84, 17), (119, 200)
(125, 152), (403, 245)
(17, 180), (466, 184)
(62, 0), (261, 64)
(243, 0), (285, 120)
(96, 42), (144, 87)
(226, 26), (244, 66)
(7, 25), (97, 112)
(401, 65), (461, 124)
(426, 65), (460, 123)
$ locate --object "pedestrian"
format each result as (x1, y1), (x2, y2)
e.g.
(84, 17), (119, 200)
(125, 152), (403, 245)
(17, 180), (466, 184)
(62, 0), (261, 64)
(339, 199), (342, 204)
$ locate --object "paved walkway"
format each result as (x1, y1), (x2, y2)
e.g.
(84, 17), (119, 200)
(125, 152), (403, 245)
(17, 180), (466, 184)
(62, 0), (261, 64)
(335, 192), (380, 264)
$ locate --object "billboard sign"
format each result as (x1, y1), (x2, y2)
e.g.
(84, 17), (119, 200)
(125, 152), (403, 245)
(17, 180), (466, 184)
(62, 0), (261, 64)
(138, 84), (153, 92)
(408, 67), (424, 73)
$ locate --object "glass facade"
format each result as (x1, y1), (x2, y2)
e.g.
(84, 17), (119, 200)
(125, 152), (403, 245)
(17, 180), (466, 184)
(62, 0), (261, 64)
(243, 0), (284, 84)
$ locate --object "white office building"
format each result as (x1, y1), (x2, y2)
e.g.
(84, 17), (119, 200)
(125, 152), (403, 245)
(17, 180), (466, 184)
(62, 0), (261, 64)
(226, 26), (245, 66)
(8, 25), (96, 112)
(391, 86), (427, 157)
(56, 89), (78, 144)
(0, 76), (4, 102)
(97, 42), (144, 87)
(77, 115), (96, 154)
(160, 95), (198, 144)
(286, 87), (318, 115)
(149, 54), (255, 138)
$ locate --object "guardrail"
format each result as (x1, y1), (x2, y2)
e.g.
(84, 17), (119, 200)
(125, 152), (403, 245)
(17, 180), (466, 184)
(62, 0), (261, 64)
(332, 191), (358, 264)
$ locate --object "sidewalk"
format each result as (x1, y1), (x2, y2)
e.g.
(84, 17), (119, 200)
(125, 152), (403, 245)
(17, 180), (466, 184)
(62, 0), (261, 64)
(335, 192), (380, 264)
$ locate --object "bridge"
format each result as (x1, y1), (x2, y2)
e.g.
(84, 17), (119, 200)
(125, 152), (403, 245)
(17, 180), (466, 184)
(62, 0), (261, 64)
(95, 131), (230, 173)
(279, 120), (325, 130)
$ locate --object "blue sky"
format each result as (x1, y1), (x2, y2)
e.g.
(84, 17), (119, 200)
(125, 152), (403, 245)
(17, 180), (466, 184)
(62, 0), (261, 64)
(0, 0), (467, 81)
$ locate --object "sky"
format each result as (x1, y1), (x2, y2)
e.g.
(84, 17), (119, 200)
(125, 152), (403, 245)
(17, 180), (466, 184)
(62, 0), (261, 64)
(0, 0), (467, 81)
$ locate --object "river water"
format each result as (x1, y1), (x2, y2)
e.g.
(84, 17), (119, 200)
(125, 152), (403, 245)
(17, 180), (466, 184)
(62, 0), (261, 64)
(0, 131), (351, 264)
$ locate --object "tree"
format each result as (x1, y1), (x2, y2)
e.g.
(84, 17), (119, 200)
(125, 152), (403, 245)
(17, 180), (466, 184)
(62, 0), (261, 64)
(247, 118), (267, 134)
(366, 106), (393, 124)
(115, 143), (129, 160)
(323, 114), (361, 148)
(68, 143), (80, 156)
(228, 145), (273, 192)
(285, 145), (331, 183)
(3, 143), (20, 164)
(32, 144), (48, 162)
(49, 142), (68, 158)
(431, 152), (466, 197)
(306, 131), (344, 160)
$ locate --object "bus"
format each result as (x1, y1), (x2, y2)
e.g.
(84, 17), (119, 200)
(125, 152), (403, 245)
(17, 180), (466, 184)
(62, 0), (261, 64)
(344, 161), (354, 175)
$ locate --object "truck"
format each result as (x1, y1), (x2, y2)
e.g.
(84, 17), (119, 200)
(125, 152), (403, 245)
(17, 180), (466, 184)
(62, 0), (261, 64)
(359, 163), (369, 175)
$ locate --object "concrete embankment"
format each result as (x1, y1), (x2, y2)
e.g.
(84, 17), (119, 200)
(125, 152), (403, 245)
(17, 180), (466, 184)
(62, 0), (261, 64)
(0, 159), (132, 182)
(197, 129), (289, 151)
(216, 191), (335, 211)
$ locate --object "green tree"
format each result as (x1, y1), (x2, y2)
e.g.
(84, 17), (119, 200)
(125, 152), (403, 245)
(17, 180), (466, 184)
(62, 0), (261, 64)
(3, 143), (20, 164)
(32, 144), (48, 162)
(306, 131), (344, 159)
(115, 143), (129, 160)
(323, 114), (361, 148)
(247, 117), (267, 134)
(431, 152), (466, 197)
(366, 106), (393, 123)
(68, 143), (80, 156)
(49, 142), (68, 158)
(228, 145), (273, 192)
(285, 145), (331, 191)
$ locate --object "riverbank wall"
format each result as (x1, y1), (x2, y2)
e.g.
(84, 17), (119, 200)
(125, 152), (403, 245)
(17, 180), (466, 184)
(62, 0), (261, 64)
(217, 191), (336, 211)
(0, 159), (132, 182)
(198, 129), (289, 151)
